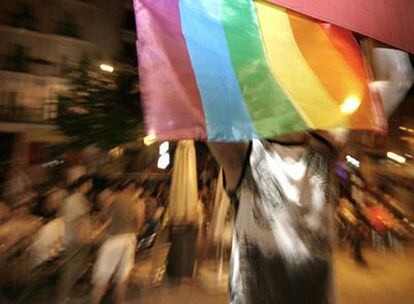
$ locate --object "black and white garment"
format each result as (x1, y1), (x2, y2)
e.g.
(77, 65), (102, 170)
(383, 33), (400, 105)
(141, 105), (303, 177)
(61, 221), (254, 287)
(229, 138), (336, 304)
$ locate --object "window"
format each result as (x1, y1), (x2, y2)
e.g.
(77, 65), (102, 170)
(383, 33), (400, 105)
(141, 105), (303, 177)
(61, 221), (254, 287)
(56, 11), (81, 38)
(5, 44), (29, 72)
(7, 2), (36, 30)
(44, 101), (57, 120)
(60, 55), (70, 75)
(0, 91), (18, 121)
(0, 91), (18, 106)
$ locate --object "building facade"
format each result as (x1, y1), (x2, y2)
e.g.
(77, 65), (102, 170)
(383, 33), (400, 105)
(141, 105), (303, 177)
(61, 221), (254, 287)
(0, 0), (136, 180)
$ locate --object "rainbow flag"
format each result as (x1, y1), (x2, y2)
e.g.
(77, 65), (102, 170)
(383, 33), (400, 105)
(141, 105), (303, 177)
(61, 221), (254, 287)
(134, 0), (384, 141)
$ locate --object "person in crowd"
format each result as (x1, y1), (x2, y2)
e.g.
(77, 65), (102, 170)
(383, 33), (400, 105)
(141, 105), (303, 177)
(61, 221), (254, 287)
(91, 180), (143, 304)
(139, 194), (165, 241)
(155, 182), (166, 205)
(135, 186), (146, 236)
(3, 164), (32, 207)
(96, 184), (117, 225)
(57, 175), (93, 303)
(28, 163), (48, 191)
(351, 217), (368, 266)
(0, 201), (11, 224)
(338, 198), (368, 266)
(199, 183), (211, 228)
(66, 161), (87, 186)
(143, 188), (157, 221)
(40, 181), (68, 219)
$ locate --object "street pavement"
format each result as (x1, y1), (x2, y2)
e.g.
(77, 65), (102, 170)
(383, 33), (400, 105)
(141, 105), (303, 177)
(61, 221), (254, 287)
(131, 247), (414, 304)
(335, 246), (414, 304)
(19, 246), (414, 303)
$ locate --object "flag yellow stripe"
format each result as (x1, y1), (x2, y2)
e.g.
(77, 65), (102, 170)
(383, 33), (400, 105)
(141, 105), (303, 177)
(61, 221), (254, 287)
(255, 1), (350, 129)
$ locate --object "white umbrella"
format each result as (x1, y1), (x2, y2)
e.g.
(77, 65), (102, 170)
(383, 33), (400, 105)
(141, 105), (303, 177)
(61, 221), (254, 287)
(168, 140), (198, 224)
(209, 169), (233, 247)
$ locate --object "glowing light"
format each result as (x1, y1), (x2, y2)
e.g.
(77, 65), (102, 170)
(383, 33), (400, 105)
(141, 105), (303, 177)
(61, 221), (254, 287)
(99, 63), (114, 73)
(157, 153), (170, 169)
(109, 146), (123, 158)
(346, 155), (360, 168)
(341, 96), (361, 114)
(399, 126), (414, 133)
(159, 141), (169, 155)
(143, 134), (156, 146)
(387, 152), (406, 164)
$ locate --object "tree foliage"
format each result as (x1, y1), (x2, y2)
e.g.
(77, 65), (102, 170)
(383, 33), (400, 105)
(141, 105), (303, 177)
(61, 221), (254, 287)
(57, 59), (143, 150)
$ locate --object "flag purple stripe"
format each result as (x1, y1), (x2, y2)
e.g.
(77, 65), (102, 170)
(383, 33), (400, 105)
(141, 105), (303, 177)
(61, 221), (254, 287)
(134, 0), (207, 141)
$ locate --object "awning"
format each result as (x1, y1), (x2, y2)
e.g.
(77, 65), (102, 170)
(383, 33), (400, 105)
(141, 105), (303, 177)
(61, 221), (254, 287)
(266, 0), (414, 54)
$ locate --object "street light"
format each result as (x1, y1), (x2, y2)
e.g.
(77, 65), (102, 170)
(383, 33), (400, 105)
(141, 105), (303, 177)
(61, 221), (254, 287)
(387, 152), (406, 164)
(158, 141), (170, 169)
(99, 63), (114, 73)
(157, 153), (170, 169)
(159, 141), (169, 154)
(345, 155), (360, 168)
(399, 126), (414, 133)
(143, 134), (156, 146)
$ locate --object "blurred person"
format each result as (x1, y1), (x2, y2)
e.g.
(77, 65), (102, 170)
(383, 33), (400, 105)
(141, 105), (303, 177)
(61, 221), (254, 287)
(91, 180), (143, 304)
(0, 201), (11, 224)
(350, 218), (368, 267)
(97, 186), (116, 211)
(199, 183), (209, 206)
(57, 175), (93, 303)
(139, 195), (165, 240)
(30, 217), (66, 270)
(206, 42), (412, 304)
(197, 182), (214, 258)
(28, 163), (48, 190)
(3, 165), (32, 206)
(143, 188), (157, 221)
(338, 198), (368, 266)
(29, 185), (68, 268)
(135, 186), (146, 236)
(39, 182), (68, 219)
(96, 185), (117, 225)
(66, 161), (87, 185)
(155, 181), (167, 206)
(199, 183), (212, 227)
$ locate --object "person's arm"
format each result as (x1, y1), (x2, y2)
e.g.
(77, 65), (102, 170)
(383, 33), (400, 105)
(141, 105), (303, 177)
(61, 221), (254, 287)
(207, 142), (249, 191)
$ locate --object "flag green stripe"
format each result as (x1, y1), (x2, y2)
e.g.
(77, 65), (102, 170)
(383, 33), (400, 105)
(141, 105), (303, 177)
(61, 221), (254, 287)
(221, 0), (307, 136)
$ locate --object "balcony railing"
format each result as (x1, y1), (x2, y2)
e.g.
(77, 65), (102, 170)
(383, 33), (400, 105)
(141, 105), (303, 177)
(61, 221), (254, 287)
(1, 56), (63, 77)
(5, 17), (37, 31)
(0, 103), (56, 124)
(1, 18), (85, 41)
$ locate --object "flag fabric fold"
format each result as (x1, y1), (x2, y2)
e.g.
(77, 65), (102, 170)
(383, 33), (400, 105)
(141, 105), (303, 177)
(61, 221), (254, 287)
(135, 0), (385, 142)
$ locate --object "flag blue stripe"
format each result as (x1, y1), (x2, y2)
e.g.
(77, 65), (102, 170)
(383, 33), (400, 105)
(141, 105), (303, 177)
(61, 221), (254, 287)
(179, 0), (257, 140)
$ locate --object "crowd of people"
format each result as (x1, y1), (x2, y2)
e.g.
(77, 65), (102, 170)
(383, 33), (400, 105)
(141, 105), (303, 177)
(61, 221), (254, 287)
(336, 175), (414, 266)
(0, 160), (170, 303)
